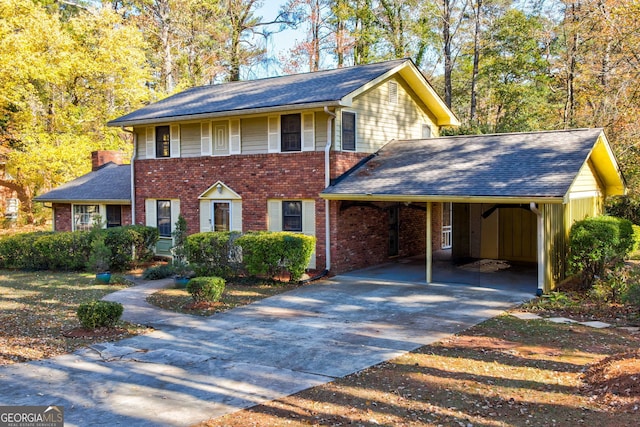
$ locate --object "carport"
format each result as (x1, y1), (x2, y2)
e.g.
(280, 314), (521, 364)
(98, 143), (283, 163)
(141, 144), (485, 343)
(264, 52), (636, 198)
(322, 129), (625, 293)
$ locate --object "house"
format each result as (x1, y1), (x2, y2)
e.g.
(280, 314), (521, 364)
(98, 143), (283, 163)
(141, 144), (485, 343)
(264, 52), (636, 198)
(34, 151), (132, 231)
(36, 58), (625, 292)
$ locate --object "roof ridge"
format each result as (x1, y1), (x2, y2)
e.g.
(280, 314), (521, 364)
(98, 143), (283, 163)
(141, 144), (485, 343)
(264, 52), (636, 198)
(425, 128), (603, 141)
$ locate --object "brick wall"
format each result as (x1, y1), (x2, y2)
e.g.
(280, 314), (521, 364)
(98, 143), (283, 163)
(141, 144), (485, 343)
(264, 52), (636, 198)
(53, 204), (72, 231)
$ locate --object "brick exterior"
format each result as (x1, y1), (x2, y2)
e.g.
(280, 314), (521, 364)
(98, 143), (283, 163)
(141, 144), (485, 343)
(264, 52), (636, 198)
(91, 150), (123, 171)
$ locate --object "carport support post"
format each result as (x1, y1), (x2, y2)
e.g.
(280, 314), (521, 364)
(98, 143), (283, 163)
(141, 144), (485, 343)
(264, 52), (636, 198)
(426, 202), (432, 283)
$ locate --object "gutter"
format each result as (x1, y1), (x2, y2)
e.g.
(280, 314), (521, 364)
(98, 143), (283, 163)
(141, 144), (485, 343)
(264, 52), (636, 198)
(121, 127), (136, 225)
(529, 202), (544, 296)
(323, 106), (336, 272)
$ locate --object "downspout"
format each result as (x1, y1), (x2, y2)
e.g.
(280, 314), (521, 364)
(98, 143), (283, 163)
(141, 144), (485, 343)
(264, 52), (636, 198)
(122, 127), (136, 225)
(529, 202), (544, 296)
(323, 106), (336, 272)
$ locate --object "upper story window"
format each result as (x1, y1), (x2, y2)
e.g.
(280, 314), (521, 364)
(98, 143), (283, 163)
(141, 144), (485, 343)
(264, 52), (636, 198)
(157, 200), (172, 237)
(342, 112), (356, 151)
(156, 126), (170, 158)
(281, 114), (301, 152)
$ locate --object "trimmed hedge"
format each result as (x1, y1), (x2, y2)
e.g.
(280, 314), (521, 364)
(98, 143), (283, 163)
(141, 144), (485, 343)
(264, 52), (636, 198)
(77, 300), (124, 329)
(185, 231), (242, 277)
(568, 215), (635, 287)
(186, 276), (226, 302)
(0, 225), (158, 271)
(236, 231), (315, 281)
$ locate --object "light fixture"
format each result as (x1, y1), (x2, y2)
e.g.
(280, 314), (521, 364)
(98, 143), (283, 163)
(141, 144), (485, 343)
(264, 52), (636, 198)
(216, 183), (223, 194)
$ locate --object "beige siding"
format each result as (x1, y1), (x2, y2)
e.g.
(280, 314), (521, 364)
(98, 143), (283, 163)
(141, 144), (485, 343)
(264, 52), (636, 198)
(135, 128), (147, 160)
(180, 123), (201, 157)
(314, 111), (329, 151)
(242, 116), (269, 154)
(344, 76), (438, 152)
(567, 196), (602, 228)
(570, 160), (603, 196)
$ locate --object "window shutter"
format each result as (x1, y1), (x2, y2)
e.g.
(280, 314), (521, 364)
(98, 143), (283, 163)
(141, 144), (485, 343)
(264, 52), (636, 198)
(145, 199), (156, 227)
(170, 124), (180, 157)
(388, 81), (398, 104)
(170, 200), (181, 234)
(231, 200), (243, 232)
(267, 116), (280, 153)
(301, 113), (315, 151)
(199, 200), (211, 232)
(229, 119), (241, 154)
(145, 127), (155, 158)
(302, 200), (316, 269)
(267, 200), (282, 231)
(201, 122), (212, 156)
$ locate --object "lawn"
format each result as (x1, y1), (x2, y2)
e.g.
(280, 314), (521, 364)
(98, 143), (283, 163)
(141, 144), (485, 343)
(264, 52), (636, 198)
(0, 270), (147, 364)
(200, 315), (640, 427)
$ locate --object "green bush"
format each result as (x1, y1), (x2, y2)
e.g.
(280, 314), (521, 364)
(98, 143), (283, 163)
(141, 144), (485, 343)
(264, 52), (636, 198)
(185, 231), (242, 277)
(0, 226), (158, 272)
(186, 276), (226, 302)
(236, 231), (315, 282)
(142, 264), (175, 280)
(606, 195), (640, 225)
(568, 216), (635, 288)
(76, 300), (124, 329)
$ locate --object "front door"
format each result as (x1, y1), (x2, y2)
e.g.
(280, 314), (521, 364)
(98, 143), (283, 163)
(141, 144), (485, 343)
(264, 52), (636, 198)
(442, 202), (452, 249)
(212, 201), (230, 231)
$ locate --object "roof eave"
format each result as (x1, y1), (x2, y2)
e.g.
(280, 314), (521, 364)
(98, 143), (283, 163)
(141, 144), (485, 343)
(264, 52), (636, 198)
(107, 100), (344, 127)
(34, 198), (131, 204)
(319, 193), (564, 204)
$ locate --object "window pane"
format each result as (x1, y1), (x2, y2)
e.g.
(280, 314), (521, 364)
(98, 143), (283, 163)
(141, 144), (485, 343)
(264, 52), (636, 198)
(281, 114), (301, 151)
(156, 126), (170, 158)
(282, 201), (302, 232)
(213, 202), (230, 232)
(106, 205), (122, 228)
(74, 205), (99, 231)
(342, 112), (356, 151)
(157, 200), (172, 237)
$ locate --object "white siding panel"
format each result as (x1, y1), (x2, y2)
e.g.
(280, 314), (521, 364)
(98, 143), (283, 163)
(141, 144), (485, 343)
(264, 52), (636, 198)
(145, 199), (156, 227)
(267, 116), (280, 153)
(170, 124), (180, 158)
(201, 122), (212, 156)
(241, 117), (268, 154)
(302, 113), (315, 151)
(231, 200), (242, 232)
(302, 200), (316, 268)
(180, 123), (201, 157)
(229, 119), (241, 154)
(145, 127), (155, 158)
(267, 200), (282, 231)
(170, 200), (181, 233)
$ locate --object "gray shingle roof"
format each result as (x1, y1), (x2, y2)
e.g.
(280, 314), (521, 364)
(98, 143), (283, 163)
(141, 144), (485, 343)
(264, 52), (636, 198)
(34, 163), (131, 203)
(322, 129), (604, 199)
(108, 59), (410, 126)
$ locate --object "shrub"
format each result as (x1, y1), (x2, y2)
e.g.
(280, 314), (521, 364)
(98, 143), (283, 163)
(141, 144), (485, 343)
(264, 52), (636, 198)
(186, 276), (226, 302)
(87, 235), (112, 273)
(103, 225), (159, 270)
(568, 216), (635, 288)
(236, 231), (315, 281)
(185, 231), (242, 277)
(76, 300), (124, 329)
(142, 264), (175, 280)
(606, 195), (640, 225)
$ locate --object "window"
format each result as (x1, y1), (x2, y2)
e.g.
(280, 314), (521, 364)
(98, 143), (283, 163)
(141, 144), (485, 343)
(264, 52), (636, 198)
(74, 205), (99, 231)
(422, 124), (432, 139)
(156, 125), (170, 158)
(157, 200), (172, 237)
(282, 201), (302, 232)
(213, 201), (230, 231)
(281, 114), (301, 152)
(342, 112), (356, 151)
(106, 205), (122, 228)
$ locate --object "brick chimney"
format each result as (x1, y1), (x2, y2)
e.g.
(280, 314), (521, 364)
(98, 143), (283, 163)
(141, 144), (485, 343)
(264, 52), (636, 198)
(91, 150), (123, 171)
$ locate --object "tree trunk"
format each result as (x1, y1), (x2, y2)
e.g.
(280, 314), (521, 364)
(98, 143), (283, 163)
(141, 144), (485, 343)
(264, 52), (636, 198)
(442, 0), (453, 108)
(469, 0), (481, 123)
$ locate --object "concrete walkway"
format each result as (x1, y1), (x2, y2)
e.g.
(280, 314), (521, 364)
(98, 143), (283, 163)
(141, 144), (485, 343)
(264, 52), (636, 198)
(0, 275), (532, 426)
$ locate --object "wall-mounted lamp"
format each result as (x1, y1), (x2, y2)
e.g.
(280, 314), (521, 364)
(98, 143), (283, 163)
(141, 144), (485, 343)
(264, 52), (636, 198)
(216, 183), (223, 194)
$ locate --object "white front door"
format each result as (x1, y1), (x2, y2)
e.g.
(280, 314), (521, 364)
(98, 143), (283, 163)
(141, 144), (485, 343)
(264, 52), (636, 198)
(442, 202), (452, 249)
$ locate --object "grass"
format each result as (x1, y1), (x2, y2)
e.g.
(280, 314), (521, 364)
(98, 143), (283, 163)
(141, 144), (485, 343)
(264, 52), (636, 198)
(146, 278), (303, 316)
(200, 315), (640, 427)
(0, 270), (147, 364)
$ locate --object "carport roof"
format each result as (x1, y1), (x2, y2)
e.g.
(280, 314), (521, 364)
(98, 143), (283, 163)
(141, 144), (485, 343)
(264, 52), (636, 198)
(322, 128), (625, 203)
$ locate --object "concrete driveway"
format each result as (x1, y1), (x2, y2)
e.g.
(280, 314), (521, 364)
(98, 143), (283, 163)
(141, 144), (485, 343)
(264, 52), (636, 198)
(0, 275), (532, 426)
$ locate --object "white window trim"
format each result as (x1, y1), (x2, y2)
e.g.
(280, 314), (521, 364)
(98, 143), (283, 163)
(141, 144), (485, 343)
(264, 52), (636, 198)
(72, 204), (105, 231)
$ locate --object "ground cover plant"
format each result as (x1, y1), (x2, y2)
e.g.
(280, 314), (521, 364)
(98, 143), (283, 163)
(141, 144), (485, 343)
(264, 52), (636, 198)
(0, 270), (147, 364)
